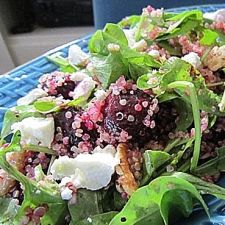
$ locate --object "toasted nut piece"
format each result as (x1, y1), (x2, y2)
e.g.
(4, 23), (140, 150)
(116, 144), (138, 196)
(0, 169), (16, 197)
(0, 151), (26, 197)
(203, 46), (225, 71)
(6, 151), (26, 171)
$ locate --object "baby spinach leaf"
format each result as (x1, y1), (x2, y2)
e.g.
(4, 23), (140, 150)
(1, 105), (43, 139)
(109, 176), (208, 225)
(69, 189), (103, 224)
(75, 212), (118, 225)
(0, 198), (19, 224)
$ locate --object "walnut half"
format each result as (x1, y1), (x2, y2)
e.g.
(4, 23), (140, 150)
(116, 143), (138, 196)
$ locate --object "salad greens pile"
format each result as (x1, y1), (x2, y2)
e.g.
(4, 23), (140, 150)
(1, 5), (225, 225)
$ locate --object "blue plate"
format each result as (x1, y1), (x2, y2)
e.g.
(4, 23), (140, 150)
(1, 4), (225, 225)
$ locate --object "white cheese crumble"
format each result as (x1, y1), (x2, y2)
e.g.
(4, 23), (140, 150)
(11, 117), (54, 148)
(181, 52), (201, 69)
(94, 89), (108, 101)
(71, 76), (96, 100)
(68, 44), (89, 66)
(50, 145), (119, 191)
(148, 50), (160, 58)
(61, 187), (73, 200)
(204, 9), (225, 22)
(17, 88), (48, 106)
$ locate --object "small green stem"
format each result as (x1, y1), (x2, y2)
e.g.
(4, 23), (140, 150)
(164, 138), (181, 153)
(135, 13), (146, 41)
(167, 81), (201, 172)
(22, 144), (57, 155)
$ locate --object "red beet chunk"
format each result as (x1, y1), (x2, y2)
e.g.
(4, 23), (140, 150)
(103, 86), (159, 142)
(56, 81), (76, 99)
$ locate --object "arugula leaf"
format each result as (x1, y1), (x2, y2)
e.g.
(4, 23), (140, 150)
(47, 53), (77, 73)
(69, 189), (103, 224)
(1, 105), (43, 139)
(118, 15), (140, 28)
(200, 29), (219, 46)
(109, 176), (208, 225)
(0, 132), (68, 225)
(75, 212), (118, 225)
(0, 198), (19, 224)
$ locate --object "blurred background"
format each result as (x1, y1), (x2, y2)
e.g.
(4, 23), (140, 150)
(0, 0), (225, 74)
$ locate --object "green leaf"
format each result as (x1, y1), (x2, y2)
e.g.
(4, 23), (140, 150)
(34, 101), (59, 113)
(160, 58), (192, 89)
(1, 105), (43, 139)
(157, 10), (203, 41)
(144, 150), (171, 177)
(118, 15), (140, 28)
(174, 99), (193, 131)
(89, 23), (128, 55)
(109, 176), (208, 225)
(76, 212), (118, 225)
(158, 41), (182, 56)
(47, 53), (77, 72)
(89, 30), (107, 55)
(0, 133), (68, 225)
(173, 172), (225, 201)
(34, 96), (86, 114)
(69, 189), (103, 224)
(89, 53), (128, 88)
(193, 76), (223, 115)
(0, 198), (19, 224)
(137, 74), (152, 90)
(200, 29), (219, 46)
(194, 146), (225, 176)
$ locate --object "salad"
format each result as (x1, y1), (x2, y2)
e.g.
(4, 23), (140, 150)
(2, 5), (225, 225)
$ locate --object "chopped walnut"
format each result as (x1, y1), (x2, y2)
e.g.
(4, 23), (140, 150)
(203, 45), (225, 71)
(0, 169), (16, 197)
(116, 144), (138, 196)
(0, 151), (26, 197)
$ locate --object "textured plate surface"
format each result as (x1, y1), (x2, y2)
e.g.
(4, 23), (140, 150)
(1, 4), (225, 225)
